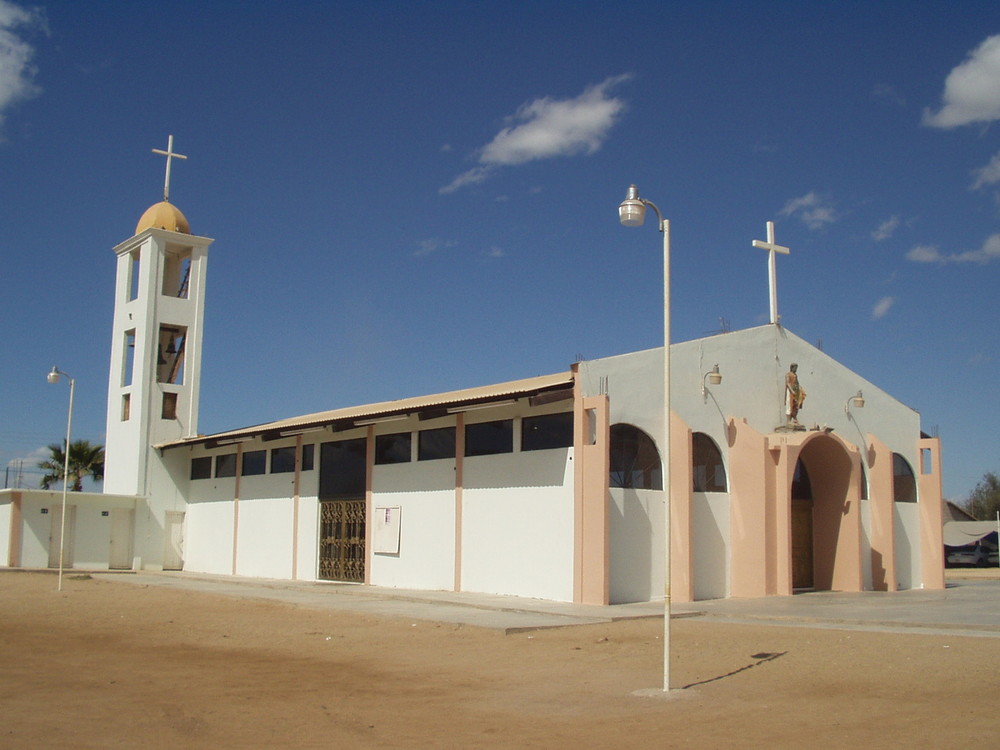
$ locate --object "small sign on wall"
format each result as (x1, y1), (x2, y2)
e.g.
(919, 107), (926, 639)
(373, 506), (401, 555)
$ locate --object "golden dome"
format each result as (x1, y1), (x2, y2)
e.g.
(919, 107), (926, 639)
(136, 201), (190, 234)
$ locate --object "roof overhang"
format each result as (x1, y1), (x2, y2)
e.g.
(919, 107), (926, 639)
(157, 371), (575, 452)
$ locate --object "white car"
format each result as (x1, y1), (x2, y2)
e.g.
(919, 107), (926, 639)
(946, 542), (991, 567)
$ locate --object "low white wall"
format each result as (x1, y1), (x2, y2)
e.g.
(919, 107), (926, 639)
(461, 450), (575, 602)
(0, 500), (10, 564)
(184, 499), (235, 575)
(895, 502), (921, 590)
(234, 496), (295, 580)
(370, 459), (456, 591)
(692, 492), (730, 600)
(3, 491), (137, 570)
(609, 487), (664, 604)
(297, 496), (319, 581)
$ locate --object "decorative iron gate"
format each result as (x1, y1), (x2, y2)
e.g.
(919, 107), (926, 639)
(319, 500), (366, 582)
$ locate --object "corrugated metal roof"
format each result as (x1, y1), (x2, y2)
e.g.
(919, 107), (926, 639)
(157, 370), (574, 451)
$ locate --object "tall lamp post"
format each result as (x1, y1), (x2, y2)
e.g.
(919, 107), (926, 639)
(618, 184), (672, 692)
(46, 366), (74, 592)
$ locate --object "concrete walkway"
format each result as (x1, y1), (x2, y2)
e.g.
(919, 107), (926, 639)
(88, 570), (1000, 637)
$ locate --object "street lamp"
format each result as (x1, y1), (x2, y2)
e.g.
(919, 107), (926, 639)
(618, 184), (673, 692)
(46, 366), (74, 592)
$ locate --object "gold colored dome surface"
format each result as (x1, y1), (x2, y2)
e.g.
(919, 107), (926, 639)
(136, 201), (190, 234)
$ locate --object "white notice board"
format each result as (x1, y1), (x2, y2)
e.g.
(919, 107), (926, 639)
(373, 506), (401, 554)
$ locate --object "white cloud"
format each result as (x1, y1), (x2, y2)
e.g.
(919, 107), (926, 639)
(906, 244), (943, 263)
(872, 215), (900, 241)
(0, 0), (45, 130)
(414, 237), (457, 257)
(906, 234), (1000, 264)
(971, 150), (1000, 190)
(923, 34), (1000, 128)
(779, 192), (837, 230)
(440, 74), (631, 194)
(485, 246), (504, 258)
(439, 166), (493, 195)
(872, 296), (895, 320)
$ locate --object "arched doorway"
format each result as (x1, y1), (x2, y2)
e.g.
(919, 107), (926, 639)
(791, 459), (814, 588)
(789, 434), (856, 592)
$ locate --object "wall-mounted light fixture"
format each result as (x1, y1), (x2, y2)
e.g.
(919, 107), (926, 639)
(845, 390), (865, 416)
(702, 364), (722, 400)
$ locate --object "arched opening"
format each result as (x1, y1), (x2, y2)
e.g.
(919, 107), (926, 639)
(692, 432), (727, 492)
(892, 453), (917, 502)
(608, 423), (662, 604)
(791, 458), (814, 588)
(791, 436), (855, 592)
(609, 424), (662, 490)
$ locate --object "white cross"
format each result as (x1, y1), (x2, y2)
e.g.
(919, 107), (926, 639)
(152, 135), (188, 202)
(751, 221), (790, 325)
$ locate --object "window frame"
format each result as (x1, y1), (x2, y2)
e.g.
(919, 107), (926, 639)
(521, 412), (573, 452)
(464, 419), (514, 457)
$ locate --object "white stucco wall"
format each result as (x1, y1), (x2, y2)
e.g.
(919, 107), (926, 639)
(184, 499), (235, 575)
(1, 491), (137, 570)
(234, 496), (296, 579)
(692, 492), (730, 600)
(609, 488), (664, 604)
(895, 502), (921, 589)
(369, 459), (456, 591)
(461, 448), (575, 602)
(0, 500), (10, 564)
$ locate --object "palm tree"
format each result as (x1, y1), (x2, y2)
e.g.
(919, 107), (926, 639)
(38, 440), (105, 491)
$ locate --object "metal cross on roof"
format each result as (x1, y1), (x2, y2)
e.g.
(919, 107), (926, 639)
(152, 134), (188, 202)
(751, 220), (790, 325)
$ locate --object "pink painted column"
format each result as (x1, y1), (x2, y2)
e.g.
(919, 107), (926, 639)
(670, 414), (693, 604)
(573, 391), (610, 605)
(867, 435), (896, 591)
(728, 419), (770, 598)
(917, 437), (946, 590)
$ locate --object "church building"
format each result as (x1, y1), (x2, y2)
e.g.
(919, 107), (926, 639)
(0, 141), (946, 604)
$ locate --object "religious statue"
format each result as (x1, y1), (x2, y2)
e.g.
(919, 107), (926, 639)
(785, 363), (806, 425)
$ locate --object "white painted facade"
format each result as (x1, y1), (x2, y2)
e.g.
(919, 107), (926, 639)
(2, 196), (946, 605)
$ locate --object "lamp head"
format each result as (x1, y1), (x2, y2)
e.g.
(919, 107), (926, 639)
(47, 367), (60, 384)
(846, 390), (865, 415)
(707, 364), (722, 386)
(618, 184), (646, 227)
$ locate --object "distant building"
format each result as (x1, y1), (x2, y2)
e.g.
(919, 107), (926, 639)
(0, 168), (946, 602)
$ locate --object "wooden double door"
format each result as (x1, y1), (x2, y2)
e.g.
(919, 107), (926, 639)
(791, 499), (814, 589)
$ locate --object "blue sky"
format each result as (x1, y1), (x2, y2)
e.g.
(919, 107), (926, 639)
(1, 1), (998, 500)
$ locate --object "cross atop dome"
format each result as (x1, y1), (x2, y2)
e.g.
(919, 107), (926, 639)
(136, 135), (191, 234)
(152, 134), (187, 202)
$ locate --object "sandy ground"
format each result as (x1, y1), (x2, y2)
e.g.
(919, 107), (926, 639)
(2, 572), (998, 749)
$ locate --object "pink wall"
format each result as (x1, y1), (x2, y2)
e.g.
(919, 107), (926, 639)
(573, 390), (610, 605)
(866, 435), (896, 591)
(918, 437), (945, 590)
(729, 421), (865, 597)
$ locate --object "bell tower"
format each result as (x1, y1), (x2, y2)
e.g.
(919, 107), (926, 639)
(104, 136), (213, 496)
